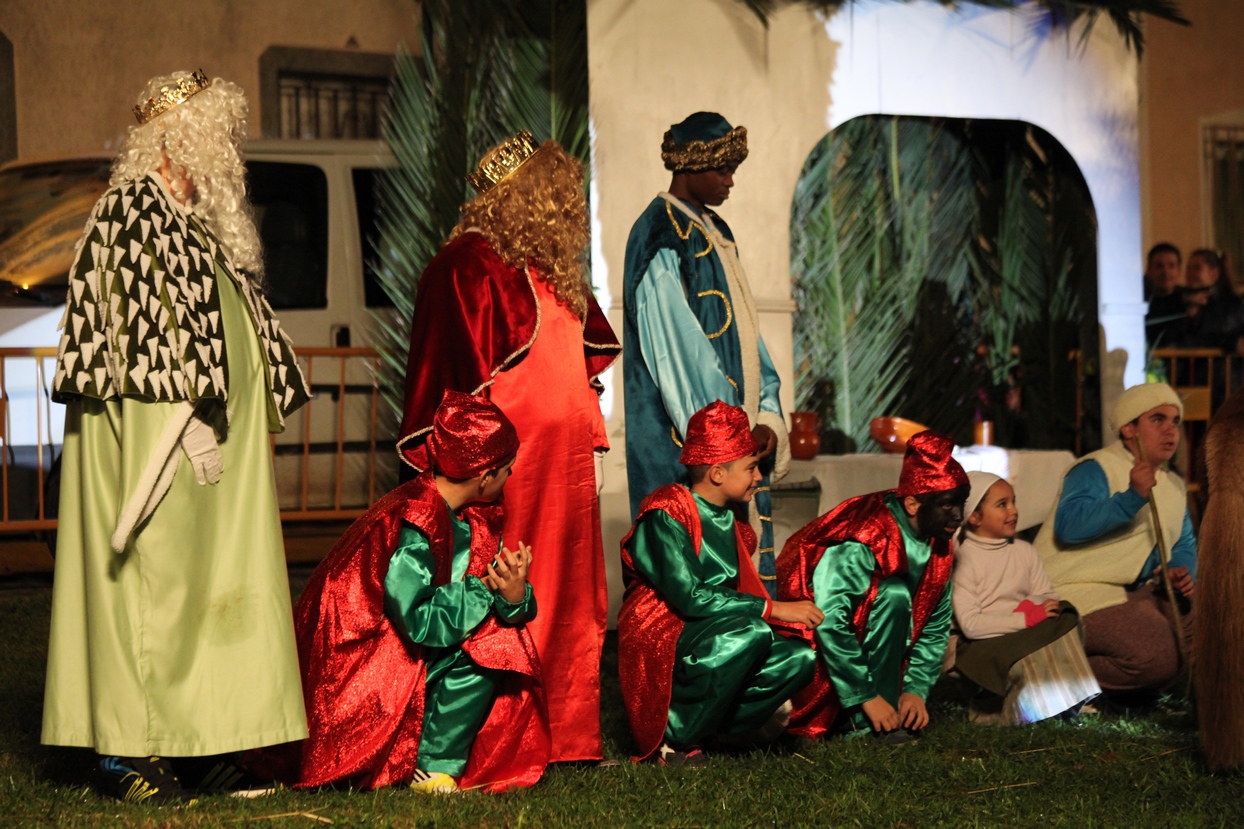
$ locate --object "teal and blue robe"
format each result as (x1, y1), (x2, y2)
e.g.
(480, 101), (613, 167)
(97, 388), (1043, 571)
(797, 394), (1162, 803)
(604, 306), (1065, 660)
(623, 193), (787, 595)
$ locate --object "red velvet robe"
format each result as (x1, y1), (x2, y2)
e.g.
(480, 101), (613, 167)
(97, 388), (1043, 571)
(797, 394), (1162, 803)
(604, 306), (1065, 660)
(617, 485), (768, 760)
(398, 232), (621, 762)
(775, 491), (954, 738)
(397, 232), (619, 470)
(292, 472), (550, 791)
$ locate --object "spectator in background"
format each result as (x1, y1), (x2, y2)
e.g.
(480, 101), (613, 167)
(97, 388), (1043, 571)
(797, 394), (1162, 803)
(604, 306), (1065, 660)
(1173, 249), (1244, 353)
(1144, 242), (1183, 301)
(1145, 243), (1185, 347)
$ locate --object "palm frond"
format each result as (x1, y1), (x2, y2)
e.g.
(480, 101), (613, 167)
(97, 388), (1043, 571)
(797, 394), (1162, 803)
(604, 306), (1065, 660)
(792, 116), (975, 450)
(368, 0), (591, 425)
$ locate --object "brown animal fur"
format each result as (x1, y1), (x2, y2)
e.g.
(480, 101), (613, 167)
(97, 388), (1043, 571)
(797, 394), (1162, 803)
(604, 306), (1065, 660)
(1195, 386), (1244, 770)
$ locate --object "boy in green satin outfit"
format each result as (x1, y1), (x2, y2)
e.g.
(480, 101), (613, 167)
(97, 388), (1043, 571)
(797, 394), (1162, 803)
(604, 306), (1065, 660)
(618, 401), (821, 765)
(293, 391), (549, 794)
(776, 431), (969, 743)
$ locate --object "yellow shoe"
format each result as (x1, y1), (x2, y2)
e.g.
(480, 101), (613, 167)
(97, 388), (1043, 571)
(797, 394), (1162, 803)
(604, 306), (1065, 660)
(410, 770), (458, 794)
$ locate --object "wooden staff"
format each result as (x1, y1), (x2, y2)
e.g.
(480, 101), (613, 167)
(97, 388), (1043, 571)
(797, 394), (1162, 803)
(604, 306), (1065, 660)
(1135, 439), (1191, 687)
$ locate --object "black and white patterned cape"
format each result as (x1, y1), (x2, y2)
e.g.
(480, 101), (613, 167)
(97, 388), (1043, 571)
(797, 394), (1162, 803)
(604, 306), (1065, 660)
(51, 174), (309, 429)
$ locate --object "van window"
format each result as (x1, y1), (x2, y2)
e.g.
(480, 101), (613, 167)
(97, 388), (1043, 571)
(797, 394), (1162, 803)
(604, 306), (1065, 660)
(248, 161), (329, 309)
(352, 167), (395, 308)
(0, 158), (111, 305)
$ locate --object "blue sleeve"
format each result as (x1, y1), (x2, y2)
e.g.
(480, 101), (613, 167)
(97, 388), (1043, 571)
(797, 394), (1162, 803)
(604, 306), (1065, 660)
(1053, 460), (1148, 545)
(1139, 509), (1198, 583)
(758, 336), (782, 416)
(1171, 510), (1198, 577)
(636, 249), (740, 438)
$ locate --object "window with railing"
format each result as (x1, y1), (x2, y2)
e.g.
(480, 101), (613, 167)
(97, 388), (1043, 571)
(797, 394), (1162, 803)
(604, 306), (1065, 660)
(1205, 125), (1244, 286)
(277, 72), (389, 140)
(259, 46), (394, 141)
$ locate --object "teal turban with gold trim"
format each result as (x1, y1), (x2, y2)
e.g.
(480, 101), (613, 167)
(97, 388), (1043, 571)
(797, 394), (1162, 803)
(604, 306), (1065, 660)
(661, 112), (748, 173)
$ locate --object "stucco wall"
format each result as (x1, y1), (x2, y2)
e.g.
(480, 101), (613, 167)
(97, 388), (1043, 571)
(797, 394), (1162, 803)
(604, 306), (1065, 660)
(1141, 0), (1244, 257)
(1, 0), (419, 159)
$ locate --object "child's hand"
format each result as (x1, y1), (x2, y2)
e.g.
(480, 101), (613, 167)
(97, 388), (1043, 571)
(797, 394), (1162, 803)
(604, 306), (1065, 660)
(861, 695), (901, 732)
(897, 692), (928, 730)
(1042, 599), (1060, 618)
(769, 600), (825, 629)
(484, 542), (532, 604)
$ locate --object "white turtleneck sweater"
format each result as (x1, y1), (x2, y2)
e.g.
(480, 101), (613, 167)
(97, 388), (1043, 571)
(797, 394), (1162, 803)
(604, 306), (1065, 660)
(953, 532), (1059, 640)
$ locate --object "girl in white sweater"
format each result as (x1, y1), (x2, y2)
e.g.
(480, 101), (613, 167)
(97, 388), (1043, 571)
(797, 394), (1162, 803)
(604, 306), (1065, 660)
(953, 472), (1100, 725)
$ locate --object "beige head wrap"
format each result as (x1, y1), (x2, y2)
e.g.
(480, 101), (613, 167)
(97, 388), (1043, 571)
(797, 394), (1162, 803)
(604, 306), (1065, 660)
(1110, 382), (1183, 434)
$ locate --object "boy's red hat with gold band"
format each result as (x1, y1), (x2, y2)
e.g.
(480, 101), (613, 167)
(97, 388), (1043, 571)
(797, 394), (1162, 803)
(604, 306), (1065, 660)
(678, 400), (758, 466)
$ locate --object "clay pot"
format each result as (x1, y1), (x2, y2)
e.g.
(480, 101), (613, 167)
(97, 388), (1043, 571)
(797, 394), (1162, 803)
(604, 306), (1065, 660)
(790, 411), (823, 460)
(869, 416), (932, 453)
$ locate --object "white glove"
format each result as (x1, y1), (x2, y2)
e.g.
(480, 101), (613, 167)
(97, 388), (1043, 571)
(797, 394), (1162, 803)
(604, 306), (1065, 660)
(181, 415), (223, 485)
(594, 449), (606, 495)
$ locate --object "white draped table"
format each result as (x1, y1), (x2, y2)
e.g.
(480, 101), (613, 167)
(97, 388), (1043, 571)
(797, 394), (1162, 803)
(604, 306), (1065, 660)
(778, 445), (1077, 532)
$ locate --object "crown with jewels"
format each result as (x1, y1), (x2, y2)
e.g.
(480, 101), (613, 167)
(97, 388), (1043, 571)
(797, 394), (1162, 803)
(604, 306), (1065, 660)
(132, 70), (211, 125)
(467, 130), (541, 193)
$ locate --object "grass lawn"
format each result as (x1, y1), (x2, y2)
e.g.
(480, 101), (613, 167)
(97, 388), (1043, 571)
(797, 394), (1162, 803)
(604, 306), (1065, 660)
(1, 575), (1241, 828)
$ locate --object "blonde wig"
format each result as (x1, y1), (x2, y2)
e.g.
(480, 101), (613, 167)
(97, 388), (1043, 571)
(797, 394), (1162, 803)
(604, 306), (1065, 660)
(112, 72), (263, 276)
(451, 140), (590, 318)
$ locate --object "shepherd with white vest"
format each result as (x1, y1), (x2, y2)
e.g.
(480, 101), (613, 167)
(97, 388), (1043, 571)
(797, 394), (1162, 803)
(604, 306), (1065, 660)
(1034, 382), (1196, 697)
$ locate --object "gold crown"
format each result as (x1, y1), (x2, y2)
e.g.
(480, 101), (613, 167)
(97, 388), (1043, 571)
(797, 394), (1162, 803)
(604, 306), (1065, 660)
(467, 130), (540, 193)
(132, 70), (211, 125)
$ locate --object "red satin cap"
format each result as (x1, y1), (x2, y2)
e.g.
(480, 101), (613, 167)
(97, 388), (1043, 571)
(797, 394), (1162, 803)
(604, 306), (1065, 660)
(895, 430), (968, 497)
(426, 390), (519, 478)
(679, 400), (758, 466)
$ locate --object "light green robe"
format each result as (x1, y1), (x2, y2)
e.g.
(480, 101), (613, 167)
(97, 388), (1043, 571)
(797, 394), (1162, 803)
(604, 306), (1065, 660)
(42, 269), (308, 757)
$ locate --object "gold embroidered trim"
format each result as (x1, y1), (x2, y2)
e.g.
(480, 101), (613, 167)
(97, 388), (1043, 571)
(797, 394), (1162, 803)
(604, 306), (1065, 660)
(665, 200), (714, 258)
(671, 427), (683, 448)
(661, 125), (749, 173)
(757, 547), (774, 554)
(759, 514), (771, 522)
(696, 290), (733, 339)
(755, 486), (770, 493)
(759, 574), (777, 581)
(726, 376), (738, 390)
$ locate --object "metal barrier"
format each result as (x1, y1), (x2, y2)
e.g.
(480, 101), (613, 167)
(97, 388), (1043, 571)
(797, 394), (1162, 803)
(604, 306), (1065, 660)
(0, 346), (397, 535)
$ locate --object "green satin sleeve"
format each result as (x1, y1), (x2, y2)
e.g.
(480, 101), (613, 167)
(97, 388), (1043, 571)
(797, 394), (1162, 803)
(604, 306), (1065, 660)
(629, 511), (766, 620)
(491, 581), (537, 625)
(383, 522), (494, 648)
(811, 540), (879, 708)
(902, 580), (952, 700)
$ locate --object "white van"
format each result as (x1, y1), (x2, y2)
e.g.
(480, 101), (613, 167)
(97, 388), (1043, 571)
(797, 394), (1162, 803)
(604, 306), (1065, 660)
(0, 139), (400, 521)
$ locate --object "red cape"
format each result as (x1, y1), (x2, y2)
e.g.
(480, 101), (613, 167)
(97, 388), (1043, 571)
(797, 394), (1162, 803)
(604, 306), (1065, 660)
(616, 485), (767, 760)
(292, 472), (550, 791)
(774, 491), (954, 739)
(397, 232), (620, 470)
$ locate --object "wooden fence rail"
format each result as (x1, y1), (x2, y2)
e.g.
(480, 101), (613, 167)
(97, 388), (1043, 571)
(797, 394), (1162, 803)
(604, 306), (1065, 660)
(0, 346), (396, 536)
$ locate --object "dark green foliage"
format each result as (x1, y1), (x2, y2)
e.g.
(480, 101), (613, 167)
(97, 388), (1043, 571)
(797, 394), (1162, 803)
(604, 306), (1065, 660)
(369, 0), (590, 427)
(792, 116), (1100, 453)
(734, 0), (1187, 57)
(791, 117), (976, 450)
